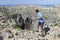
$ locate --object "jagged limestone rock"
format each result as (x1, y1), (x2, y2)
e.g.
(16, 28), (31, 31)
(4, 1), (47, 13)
(25, 17), (32, 30)
(17, 14), (25, 29)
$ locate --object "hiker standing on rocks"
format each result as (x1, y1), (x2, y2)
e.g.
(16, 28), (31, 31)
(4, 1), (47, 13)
(35, 9), (44, 32)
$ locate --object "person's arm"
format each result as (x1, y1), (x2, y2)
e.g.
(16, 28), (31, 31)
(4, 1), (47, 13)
(38, 13), (43, 20)
(40, 13), (43, 18)
(40, 15), (43, 18)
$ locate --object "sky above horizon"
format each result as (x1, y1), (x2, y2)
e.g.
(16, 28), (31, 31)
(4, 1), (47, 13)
(0, 0), (60, 5)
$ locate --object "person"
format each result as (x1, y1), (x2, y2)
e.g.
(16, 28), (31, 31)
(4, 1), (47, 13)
(35, 9), (44, 32)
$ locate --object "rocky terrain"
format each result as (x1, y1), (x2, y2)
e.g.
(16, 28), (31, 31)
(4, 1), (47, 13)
(0, 5), (60, 40)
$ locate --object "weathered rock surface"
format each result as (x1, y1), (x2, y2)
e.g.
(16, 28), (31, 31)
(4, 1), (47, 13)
(0, 6), (60, 40)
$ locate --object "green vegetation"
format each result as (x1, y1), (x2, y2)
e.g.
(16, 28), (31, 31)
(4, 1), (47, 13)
(54, 23), (59, 26)
(43, 16), (48, 20)
(13, 24), (21, 30)
(53, 23), (60, 27)
(57, 34), (60, 38)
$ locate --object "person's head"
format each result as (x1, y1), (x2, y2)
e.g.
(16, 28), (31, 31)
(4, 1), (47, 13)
(35, 9), (39, 13)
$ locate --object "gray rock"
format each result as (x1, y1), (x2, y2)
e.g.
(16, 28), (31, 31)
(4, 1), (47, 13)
(0, 36), (3, 40)
(6, 30), (14, 38)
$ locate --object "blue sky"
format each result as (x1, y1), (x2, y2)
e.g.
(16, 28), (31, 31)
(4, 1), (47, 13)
(0, 0), (60, 5)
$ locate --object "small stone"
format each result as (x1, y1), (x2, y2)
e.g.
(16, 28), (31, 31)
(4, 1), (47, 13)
(15, 32), (18, 36)
(38, 39), (40, 40)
